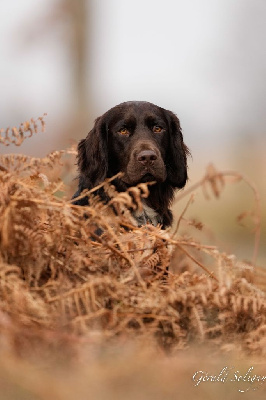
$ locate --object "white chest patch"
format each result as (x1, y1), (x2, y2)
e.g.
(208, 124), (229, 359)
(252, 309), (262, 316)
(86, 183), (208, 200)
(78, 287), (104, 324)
(133, 202), (162, 227)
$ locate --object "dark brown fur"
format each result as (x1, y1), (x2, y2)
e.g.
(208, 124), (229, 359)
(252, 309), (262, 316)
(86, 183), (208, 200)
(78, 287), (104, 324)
(72, 101), (189, 228)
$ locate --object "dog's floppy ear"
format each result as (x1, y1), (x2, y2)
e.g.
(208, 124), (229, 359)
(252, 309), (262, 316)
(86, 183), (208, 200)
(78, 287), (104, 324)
(165, 110), (190, 188)
(77, 116), (108, 190)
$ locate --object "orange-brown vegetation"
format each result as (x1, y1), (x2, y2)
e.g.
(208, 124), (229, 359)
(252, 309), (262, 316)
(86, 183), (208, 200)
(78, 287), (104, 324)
(0, 116), (265, 399)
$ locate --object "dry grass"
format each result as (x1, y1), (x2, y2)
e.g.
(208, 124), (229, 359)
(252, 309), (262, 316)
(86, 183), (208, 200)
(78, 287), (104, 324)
(0, 116), (266, 399)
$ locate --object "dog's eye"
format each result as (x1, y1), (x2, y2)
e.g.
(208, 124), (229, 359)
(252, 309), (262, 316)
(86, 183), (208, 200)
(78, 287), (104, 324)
(119, 128), (129, 135)
(153, 126), (162, 133)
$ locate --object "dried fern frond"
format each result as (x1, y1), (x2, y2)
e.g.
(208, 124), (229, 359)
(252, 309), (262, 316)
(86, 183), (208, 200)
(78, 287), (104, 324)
(174, 163), (262, 265)
(0, 114), (46, 147)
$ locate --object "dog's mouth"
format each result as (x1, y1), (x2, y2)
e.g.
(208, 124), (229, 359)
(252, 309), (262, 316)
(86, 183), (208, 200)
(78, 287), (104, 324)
(140, 173), (156, 183)
(122, 172), (156, 186)
(122, 164), (167, 186)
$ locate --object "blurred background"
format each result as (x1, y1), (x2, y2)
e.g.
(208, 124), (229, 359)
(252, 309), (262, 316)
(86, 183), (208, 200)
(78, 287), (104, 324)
(0, 0), (265, 262)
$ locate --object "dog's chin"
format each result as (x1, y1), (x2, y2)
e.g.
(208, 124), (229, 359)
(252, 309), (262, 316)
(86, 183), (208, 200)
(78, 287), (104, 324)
(139, 173), (156, 183)
(122, 172), (165, 186)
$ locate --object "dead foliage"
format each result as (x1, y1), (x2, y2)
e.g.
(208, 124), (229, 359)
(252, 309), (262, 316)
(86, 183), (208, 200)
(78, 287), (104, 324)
(0, 114), (46, 147)
(0, 116), (265, 362)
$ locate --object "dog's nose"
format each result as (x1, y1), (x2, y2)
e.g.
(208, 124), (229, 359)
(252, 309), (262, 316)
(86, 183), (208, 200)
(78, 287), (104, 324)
(137, 150), (157, 165)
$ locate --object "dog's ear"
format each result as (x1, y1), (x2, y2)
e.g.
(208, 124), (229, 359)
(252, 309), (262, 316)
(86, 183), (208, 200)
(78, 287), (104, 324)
(77, 116), (108, 190)
(165, 110), (190, 188)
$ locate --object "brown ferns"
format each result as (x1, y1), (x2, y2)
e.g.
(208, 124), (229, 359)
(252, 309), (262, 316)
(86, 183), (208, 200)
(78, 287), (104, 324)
(0, 119), (265, 357)
(0, 114), (46, 146)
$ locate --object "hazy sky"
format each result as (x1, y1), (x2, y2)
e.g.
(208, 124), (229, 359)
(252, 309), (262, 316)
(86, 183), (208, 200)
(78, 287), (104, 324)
(1, 0), (266, 157)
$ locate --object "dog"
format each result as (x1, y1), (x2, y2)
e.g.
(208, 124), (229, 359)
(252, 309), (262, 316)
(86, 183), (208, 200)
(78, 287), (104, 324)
(72, 101), (189, 228)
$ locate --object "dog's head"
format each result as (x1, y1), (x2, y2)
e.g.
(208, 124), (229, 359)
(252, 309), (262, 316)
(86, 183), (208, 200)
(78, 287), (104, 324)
(77, 101), (189, 191)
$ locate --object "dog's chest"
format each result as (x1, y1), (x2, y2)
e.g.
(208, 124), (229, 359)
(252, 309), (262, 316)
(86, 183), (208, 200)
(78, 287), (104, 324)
(134, 202), (162, 227)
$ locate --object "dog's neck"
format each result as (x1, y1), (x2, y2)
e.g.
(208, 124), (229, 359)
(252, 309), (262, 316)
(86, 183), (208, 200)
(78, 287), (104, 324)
(84, 178), (174, 229)
(133, 201), (163, 227)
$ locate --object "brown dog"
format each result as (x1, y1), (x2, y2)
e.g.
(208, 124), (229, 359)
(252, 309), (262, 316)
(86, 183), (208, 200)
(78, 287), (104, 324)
(72, 101), (189, 228)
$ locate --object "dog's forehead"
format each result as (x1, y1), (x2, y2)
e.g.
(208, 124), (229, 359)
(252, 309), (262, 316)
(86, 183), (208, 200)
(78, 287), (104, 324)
(105, 101), (167, 125)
